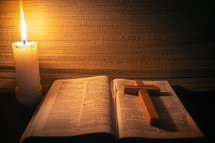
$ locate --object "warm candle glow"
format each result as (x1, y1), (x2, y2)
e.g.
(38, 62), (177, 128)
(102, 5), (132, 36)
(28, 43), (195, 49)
(20, 1), (27, 44)
(12, 1), (42, 107)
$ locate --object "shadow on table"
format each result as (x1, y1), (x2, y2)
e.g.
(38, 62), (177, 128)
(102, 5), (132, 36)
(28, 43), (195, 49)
(172, 86), (215, 143)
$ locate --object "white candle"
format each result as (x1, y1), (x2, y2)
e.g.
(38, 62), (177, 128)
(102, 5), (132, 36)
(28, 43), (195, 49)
(12, 1), (42, 107)
(12, 42), (42, 107)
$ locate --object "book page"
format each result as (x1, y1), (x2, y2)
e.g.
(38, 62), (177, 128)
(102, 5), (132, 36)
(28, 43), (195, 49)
(22, 76), (114, 139)
(113, 79), (204, 139)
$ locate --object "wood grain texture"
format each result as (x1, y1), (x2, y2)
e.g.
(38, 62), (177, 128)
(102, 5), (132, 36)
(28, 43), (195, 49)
(135, 79), (159, 124)
(123, 85), (160, 95)
(124, 80), (160, 124)
(0, 0), (215, 93)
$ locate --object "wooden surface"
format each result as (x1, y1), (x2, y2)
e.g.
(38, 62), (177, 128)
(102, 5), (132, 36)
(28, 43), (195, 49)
(135, 80), (159, 124)
(124, 80), (160, 124)
(0, 0), (215, 142)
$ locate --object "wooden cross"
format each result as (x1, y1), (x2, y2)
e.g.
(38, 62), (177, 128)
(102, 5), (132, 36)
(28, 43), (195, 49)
(123, 80), (160, 125)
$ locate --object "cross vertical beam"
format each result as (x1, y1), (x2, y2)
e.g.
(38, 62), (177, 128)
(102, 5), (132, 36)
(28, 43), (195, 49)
(123, 80), (160, 124)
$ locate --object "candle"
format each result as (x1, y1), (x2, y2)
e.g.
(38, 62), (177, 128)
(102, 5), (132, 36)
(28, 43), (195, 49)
(12, 1), (42, 107)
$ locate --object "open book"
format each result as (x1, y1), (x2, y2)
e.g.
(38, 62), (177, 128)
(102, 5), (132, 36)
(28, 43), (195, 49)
(20, 76), (205, 143)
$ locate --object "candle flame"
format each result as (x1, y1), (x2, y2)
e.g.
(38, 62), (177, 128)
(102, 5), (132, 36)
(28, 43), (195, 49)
(20, 1), (27, 44)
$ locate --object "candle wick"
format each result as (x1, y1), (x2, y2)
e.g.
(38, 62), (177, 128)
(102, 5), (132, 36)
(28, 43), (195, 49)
(23, 40), (26, 44)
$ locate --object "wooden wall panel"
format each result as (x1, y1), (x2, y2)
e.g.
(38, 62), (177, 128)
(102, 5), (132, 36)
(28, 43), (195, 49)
(0, 0), (215, 92)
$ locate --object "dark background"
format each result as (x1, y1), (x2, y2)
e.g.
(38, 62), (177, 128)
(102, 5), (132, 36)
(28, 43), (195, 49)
(0, 0), (215, 142)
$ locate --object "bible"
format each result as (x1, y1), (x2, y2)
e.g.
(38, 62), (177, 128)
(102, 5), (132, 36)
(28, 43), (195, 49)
(20, 76), (205, 143)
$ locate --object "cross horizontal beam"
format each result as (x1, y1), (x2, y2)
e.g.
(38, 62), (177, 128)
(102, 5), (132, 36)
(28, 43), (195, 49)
(123, 85), (160, 95)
